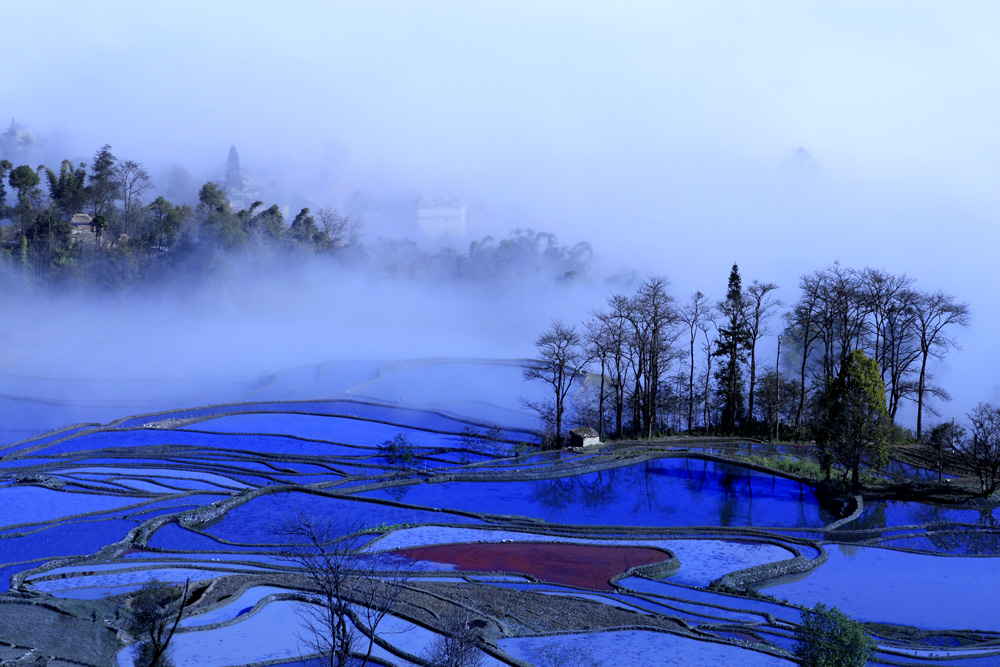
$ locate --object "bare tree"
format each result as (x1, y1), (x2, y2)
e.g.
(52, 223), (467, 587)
(860, 269), (913, 390)
(584, 315), (612, 439)
(601, 294), (633, 437)
(700, 319), (716, 432)
(317, 205), (361, 248)
(784, 271), (829, 437)
(529, 643), (602, 667)
(825, 263), (869, 375)
(744, 280), (781, 429)
(755, 364), (799, 442)
(522, 320), (590, 446)
(955, 403), (1000, 496)
(913, 291), (970, 439)
(679, 291), (710, 432)
(629, 277), (679, 437)
(881, 288), (921, 421)
(275, 514), (409, 667)
(128, 578), (190, 667)
(927, 419), (962, 482)
(115, 159), (152, 237)
(425, 610), (485, 667)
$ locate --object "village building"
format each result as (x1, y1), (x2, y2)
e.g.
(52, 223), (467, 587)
(416, 197), (466, 238)
(569, 426), (601, 448)
(0, 118), (35, 162)
(70, 213), (94, 235)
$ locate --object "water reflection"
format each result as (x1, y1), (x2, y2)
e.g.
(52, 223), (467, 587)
(531, 477), (579, 512)
(578, 468), (619, 511)
(842, 500), (996, 539)
(384, 484), (411, 503)
(922, 528), (1000, 555)
(364, 457), (835, 528)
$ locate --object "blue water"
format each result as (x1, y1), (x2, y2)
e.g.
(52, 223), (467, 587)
(843, 500), (996, 533)
(0, 561), (48, 594)
(360, 457), (835, 529)
(0, 457), (66, 469)
(0, 518), (136, 592)
(203, 492), (480, 544)
(146, 523), (266, 551)
(159, 400), (531, 437)
(759, 545), (1000, 631)
(616, 577), (802, 624)
(32, 429), (378, 458)
(0, 425), (97, 455)
(185, 413), (467, 450)
(879, 533), (1000, 556)
(0, 486), (157, 529)
(7, 386), (1000, 667)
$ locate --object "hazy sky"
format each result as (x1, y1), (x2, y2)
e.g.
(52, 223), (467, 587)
(4, 1), (999, 427)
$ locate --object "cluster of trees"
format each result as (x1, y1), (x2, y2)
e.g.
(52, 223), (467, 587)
(0, 144), (361, 285)
(930, 403), (1000, 496)
(784, 264), (969, 441)
(0, 144), (592, 289)
(523, 264), (970, 466)
(359, 228), (591, 286)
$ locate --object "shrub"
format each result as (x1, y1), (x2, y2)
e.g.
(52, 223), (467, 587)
(378, 433), (416, 466)
(794, 603), (874, 667)
(425, 611), (484, 667)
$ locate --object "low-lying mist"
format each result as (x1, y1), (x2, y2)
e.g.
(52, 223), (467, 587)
(3, 1), (999, 443)
(0, 247), (608, 440)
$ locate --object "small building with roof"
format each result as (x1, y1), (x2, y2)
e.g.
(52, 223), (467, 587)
(570, 427), (601, 448)
(416, 197), (466, 238)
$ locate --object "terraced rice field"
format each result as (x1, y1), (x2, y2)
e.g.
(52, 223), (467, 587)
(2, 358), (999, 667)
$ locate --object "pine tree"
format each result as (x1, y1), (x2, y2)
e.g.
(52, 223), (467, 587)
(225, 145), (242, 193)
(714, 264), (750, 434)
(88, 144), (117, 219)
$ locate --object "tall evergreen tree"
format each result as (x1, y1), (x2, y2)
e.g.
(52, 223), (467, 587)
(714, 264), (750, 434)
(146, 196), (185, 248)
(87, 144), (117, 219)
(225, 145), (242, 193)
(0, 159), (12, 215)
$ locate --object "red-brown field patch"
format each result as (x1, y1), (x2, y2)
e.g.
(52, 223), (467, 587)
(396, 541), (672, 590)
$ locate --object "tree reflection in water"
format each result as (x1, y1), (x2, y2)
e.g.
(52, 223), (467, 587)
(385, 484), (411, 503)
(578, 467), (619, 510)
(367, 456), (834, 528)
(531, 467), (621, 513)
(925, 528), (1000, 555)
(531, 477), (578, 512)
